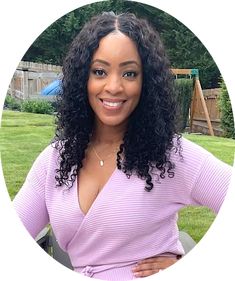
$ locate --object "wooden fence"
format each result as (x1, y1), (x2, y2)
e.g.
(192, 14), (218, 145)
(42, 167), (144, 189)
(8, 61), (62, 99)
(190, 88), (222, 136)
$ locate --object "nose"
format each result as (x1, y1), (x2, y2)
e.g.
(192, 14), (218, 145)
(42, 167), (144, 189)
(104, 74), (123, 95)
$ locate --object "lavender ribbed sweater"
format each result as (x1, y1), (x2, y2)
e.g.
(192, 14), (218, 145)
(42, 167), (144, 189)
(13, 138), (232, 280)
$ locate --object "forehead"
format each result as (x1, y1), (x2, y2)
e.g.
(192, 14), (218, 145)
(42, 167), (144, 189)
(92, 32), (141, 64)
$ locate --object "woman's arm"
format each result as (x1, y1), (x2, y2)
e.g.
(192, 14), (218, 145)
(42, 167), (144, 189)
(189, 153), (233, 213)
(132, 140), (233, 278)
(13, 146), (51, 238)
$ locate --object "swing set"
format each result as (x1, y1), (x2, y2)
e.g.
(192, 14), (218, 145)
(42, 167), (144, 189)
(172, 68), (214, 136)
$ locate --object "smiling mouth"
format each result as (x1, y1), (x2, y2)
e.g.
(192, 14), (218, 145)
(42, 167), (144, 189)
(100, 99), (126, 109)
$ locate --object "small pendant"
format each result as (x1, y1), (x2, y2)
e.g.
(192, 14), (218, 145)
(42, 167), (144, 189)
(100, 160), (104, 167)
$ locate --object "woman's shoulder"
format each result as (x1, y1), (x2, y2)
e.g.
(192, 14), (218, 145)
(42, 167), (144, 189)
(170, 135), (213, 173)
(32, 141), (61, 171)
(171, 135), (211, 159)
(38, 142), (59, 158)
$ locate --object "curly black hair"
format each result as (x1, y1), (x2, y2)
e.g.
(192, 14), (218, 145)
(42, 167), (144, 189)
(54, 12), (181, 191)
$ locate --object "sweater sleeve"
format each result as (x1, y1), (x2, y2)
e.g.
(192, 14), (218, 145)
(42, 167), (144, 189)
(189, 152), (233, 213)
(13, 146), (52, 239)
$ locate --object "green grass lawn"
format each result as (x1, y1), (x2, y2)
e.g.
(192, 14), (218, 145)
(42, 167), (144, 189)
(0, 111), (55, 198)
(1, 110), (234, 243)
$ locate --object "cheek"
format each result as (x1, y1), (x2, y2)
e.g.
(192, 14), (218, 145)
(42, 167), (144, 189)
(130, 84), (142, 109)
(126, 82), (142, 102)
(87, 78), (104, 99)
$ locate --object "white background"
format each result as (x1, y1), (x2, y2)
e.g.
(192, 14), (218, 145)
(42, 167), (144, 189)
(0, 0), (234, 280)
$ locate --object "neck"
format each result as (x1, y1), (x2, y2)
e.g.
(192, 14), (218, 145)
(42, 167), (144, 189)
(91, 120), (126, 146)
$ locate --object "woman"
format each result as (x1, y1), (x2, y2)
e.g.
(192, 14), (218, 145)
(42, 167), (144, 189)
(13, 12), (232, 280)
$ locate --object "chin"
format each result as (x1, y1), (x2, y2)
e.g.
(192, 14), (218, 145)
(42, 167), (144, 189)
(98, 116), (128, 128)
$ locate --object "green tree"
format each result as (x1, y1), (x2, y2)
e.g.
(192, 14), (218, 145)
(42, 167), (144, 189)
(22, 0), (220, 88)
(23, 0), (125, 64)
(159, 13), (219, 89)
(126, 2), (220, 89)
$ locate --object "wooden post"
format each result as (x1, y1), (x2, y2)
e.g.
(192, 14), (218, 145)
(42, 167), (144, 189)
(189, 82), (197, 132)
(171, 69), (192, 75)
(22, 69), (29, 99)
(195, 78), (214, 136)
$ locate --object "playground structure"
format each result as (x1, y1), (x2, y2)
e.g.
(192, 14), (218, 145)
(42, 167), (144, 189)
(172, 68), (214, 136)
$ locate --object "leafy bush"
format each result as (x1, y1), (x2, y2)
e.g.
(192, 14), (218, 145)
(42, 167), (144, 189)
(174, 78), (194, 132)
(21, 99), (55, 115)
(218, 80), (235, 139)
(4, 95), (22, 111)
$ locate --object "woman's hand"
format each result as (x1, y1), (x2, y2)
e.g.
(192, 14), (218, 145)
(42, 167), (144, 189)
(132, 256), (178, 278)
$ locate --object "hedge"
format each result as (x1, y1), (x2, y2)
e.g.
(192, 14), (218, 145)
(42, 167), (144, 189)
(174, 78), (194, 132)
(3, 95), (55, 115)
(218, 80), (235, 139)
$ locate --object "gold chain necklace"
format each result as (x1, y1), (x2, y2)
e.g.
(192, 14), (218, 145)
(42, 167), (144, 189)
(91, 145), (119, 167)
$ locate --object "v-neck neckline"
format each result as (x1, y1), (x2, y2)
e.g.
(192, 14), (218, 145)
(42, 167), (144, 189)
(75, 167), (118, 217)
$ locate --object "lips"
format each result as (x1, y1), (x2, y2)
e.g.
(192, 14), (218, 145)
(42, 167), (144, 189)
(100, 98), (126, 110)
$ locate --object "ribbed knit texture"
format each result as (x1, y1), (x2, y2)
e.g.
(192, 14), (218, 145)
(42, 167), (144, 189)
(13, 138), (232, 280)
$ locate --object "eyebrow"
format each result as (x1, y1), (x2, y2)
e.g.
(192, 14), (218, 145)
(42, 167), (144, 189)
(91, 59), (141, 67)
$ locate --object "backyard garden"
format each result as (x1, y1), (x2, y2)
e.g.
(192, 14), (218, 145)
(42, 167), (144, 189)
(1, 109), (234, 243)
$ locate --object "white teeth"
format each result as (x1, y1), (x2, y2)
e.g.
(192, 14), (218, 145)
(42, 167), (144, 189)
(103, 101), (123, 107)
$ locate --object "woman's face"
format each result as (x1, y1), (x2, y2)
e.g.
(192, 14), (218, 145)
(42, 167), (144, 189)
(87, 32), (143, 128)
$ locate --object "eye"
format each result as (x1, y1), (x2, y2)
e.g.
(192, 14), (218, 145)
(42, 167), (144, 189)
(92, 69), (106, 77)
(123, 71), (137, 78)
